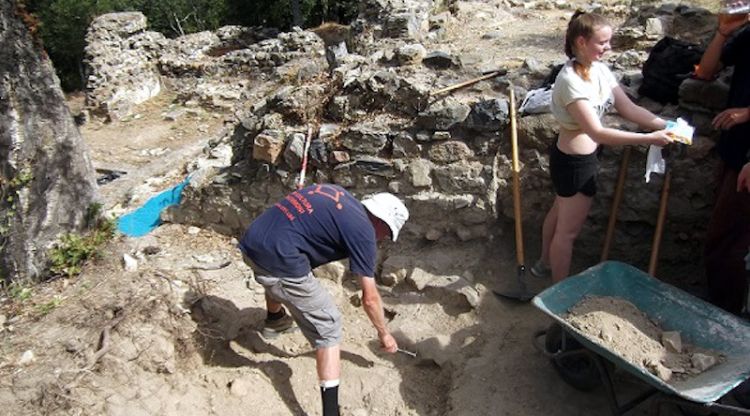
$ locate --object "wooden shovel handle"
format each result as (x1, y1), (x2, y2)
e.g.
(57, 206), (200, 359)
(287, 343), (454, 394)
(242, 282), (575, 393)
(601, 146), (631, 262)
(509, 88), (525, 266)
(649, 170), (671, 276)
(430, 70), (506, 96)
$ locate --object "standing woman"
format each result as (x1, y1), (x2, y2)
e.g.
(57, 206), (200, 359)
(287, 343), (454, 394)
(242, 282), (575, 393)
(531, 11), (672, 282)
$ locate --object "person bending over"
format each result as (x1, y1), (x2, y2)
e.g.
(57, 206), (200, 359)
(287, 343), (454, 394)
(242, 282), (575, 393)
(239, 184), (409, 416)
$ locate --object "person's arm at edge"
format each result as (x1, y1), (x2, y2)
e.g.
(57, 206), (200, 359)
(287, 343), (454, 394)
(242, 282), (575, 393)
(359, 275), (398, 353)
(696, 32), (729, 80)
(695, 17), (748, 80)
(566, 99), (671, 147)
(738, 162), (750, 193)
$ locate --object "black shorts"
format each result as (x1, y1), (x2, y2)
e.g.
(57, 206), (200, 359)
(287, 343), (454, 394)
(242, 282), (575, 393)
(549, 144), (598, 197)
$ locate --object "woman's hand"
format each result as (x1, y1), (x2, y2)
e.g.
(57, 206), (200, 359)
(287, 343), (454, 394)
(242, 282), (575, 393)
(737, 163), (750, 193)
(646, 130), (672, 147)
(713, 107), (750, 130)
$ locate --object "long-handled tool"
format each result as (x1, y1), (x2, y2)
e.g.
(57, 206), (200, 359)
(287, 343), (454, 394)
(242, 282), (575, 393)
(296, 125), (313, 190)
(648, 169), (671, 276)
(600, 146), (631, 262)
(493, 87), (536, 302)
(430, 69), (507, 96)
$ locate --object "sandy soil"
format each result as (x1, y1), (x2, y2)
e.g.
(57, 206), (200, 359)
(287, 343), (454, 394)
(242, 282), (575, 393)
(0, 1), (740, 415)
(566, 296), (722, 382)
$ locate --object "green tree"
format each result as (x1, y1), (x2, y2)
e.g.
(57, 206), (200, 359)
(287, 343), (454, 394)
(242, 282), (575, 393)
(225, 0), (358, 29)
(24, 0), (128, 90)
(135, 0), (228, 37)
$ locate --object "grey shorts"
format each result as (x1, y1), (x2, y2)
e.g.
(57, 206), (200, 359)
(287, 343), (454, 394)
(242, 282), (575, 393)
(245, 257), (342, 349)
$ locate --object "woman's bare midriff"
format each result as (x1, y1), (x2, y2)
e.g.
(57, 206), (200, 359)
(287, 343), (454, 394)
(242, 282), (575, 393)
(556, 128), (599, 155)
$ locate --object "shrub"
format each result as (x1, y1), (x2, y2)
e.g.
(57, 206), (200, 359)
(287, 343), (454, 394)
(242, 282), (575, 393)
(48, 205), (116, 279)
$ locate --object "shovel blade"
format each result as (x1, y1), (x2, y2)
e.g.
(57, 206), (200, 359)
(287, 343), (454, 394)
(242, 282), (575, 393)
(493, 267), (537, 302)
(492, 287), (535, 302)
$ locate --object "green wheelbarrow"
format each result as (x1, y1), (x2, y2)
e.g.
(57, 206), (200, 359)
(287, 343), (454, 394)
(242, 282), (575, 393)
(532, 261), (750, 415)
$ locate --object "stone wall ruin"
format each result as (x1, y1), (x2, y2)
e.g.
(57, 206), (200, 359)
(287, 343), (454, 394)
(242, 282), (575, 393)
(84, 2), (731, 284)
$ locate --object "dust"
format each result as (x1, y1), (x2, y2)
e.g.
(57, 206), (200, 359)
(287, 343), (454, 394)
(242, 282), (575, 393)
(565, 296), (724, 383)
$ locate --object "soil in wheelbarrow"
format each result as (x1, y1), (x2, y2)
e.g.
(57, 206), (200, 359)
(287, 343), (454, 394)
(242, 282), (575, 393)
(565, 296), (725, 384)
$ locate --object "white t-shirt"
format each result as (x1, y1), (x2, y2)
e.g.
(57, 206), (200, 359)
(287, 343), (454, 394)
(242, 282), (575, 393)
(551, 60), (618, 131)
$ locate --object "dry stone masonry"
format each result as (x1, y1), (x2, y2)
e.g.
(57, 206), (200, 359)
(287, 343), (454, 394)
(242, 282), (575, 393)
(79, 0), (730, 283)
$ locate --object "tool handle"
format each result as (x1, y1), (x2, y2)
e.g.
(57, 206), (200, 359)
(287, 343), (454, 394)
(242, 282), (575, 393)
(397, 348), (417, 357)
(509, 87), (525, 266)
(297, 125), (313, 189)
(649, 170), (671, 276)
(601, 146), (631, 262)
(430, 70), (505, 95)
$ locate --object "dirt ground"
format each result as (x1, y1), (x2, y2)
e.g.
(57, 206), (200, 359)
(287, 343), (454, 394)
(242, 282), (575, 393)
(0, 1), (739, 415)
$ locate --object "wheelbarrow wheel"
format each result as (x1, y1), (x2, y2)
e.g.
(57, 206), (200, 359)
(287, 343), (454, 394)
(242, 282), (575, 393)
(733, 379), (750, 409)
(545, 322), (601, 392)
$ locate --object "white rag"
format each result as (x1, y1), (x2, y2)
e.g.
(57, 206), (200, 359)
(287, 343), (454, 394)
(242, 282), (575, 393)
(645, 145), (665, 183)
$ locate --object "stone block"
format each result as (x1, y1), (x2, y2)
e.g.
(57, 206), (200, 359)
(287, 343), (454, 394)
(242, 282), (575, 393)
(690, 353), (717, 372)
(427, 141), (474, 163)
(417, 101), (471, 130)
(433, 162), (485, 193)
(331, 151), (351, 164)
(393, 132), (420, 157)
(407, 267), (435, 291)
(381, 255), (413, 286)
(252, 130), (285, 164)
(283, 132), (306, 169)
(464, 98), (509, 132)
(313, 260), (347, 285)
(408, 159), (432, 187)
(395, 43), (427, 65)
(342, 125), (388, 154)
(661, 331), (682, 353)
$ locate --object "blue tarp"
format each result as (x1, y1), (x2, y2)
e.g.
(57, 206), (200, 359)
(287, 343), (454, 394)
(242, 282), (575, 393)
(117, 177), (190, 237)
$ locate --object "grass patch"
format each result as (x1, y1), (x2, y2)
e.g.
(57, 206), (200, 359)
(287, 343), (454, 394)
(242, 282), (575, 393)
(48, 204), (117, 279)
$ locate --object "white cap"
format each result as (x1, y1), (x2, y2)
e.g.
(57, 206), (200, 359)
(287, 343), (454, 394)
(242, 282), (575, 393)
(361, 193), (409, 242)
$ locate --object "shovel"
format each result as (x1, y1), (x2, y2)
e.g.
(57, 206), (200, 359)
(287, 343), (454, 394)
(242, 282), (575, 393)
(493, 87), (536, 302)
(601, 146), (631, 262)
(430, 69), (507, 96)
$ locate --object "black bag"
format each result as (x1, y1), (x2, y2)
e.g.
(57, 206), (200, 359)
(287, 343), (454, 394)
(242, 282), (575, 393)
(639, 37), (704, 104)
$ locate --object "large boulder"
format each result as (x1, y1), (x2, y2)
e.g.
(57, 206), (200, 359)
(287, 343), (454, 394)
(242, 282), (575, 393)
(0, 0), (99, 281)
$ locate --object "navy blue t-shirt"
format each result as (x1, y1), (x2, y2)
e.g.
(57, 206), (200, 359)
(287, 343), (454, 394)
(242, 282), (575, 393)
(239, 184), (376, 278)
(716, 26), (750, 171)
